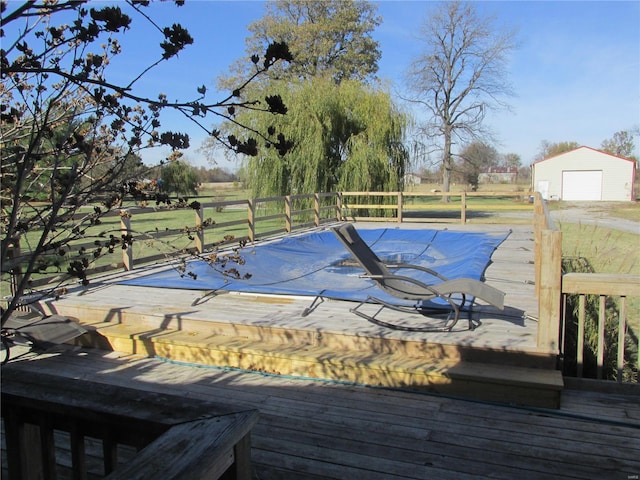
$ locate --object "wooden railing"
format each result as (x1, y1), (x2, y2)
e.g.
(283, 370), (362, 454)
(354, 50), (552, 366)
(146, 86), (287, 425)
(562, 273), (640, 382)
(533, 192), (563, 353)
(533, 192), (639, 383)
(18, 190), (534, 289)
(1, 368), (258, 480)
(24, 192), (343, 288)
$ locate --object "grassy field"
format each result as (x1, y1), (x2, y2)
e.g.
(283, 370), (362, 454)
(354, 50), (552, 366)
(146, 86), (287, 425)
(560, 223), (639, 275)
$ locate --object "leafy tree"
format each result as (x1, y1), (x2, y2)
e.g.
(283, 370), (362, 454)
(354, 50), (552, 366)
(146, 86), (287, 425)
(601, 129), (638, 160)
(220, 0), (381, 88)
(535, 140), (580, 161)
(458, 141), (499, 189)
(406, 1), (517, 199)
(1, 1), (292, 324)
(160, 161), (199, 196)
(241, 77), (409, 197)
(195, 166), (238, 183)
(502, 153), (522, 169)
(207, 0), (406, 197)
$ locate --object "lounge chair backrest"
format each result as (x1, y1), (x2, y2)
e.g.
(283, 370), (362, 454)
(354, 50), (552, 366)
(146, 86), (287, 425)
(333, 224), (425, 299)
(333, 224), (390, 277)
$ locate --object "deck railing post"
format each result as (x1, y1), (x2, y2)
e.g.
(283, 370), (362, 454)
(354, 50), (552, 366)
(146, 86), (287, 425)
(537, 229), (563, 352)
(617, 298), (627, 382)
(120, 212), (133, 271)
(336, 192), (343, 221)
(195, 206), (204, 254)
(70, 423), (87, 478)
(533, 192), (545, 297)
(397, 192), (403, 223)
(3, 404), (25, 480)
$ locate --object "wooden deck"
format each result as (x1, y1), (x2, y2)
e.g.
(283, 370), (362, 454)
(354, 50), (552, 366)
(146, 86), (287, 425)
(44, 222), (540, 349)
(32, 223), (568, 408)
(3, 345), (639, 479)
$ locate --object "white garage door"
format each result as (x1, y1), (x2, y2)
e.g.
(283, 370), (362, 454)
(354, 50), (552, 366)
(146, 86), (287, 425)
(562, 171), (602, 201)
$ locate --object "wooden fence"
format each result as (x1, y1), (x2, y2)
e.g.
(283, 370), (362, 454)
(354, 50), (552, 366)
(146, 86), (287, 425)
(341, 190), (532, 223)
(15, 190), (533, 289)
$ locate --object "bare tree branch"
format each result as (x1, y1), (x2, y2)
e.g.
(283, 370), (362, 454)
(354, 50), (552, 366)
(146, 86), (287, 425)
(406, 1), (517, 196)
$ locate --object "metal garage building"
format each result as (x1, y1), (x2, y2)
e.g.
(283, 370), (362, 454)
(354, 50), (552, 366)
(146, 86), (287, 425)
(532, 146), (636, 201)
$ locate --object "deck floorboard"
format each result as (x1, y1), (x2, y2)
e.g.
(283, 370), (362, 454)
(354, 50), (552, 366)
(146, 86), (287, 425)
(3, 346), (639, 480)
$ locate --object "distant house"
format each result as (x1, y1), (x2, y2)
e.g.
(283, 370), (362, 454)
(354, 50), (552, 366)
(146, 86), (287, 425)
(531, 146), (636, 201)
(478, 167), (518, 184)
(403, 173), (422, 187)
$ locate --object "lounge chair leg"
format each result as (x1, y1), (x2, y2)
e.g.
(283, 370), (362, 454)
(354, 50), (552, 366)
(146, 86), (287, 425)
(467, 309), (475, 330)
(352, 298), (459, 332)
(302, 295), (325, 317)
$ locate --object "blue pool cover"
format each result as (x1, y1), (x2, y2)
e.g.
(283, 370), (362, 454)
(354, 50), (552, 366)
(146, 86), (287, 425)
(121, 227), (509, 308)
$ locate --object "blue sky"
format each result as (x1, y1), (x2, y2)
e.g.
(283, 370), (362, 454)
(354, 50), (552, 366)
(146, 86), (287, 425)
(16, 0), (640, 169)
(376, 1), (640, 165)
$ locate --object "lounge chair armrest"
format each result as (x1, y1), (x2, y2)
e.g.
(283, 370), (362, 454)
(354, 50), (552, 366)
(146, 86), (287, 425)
(384, 263), (449, 282)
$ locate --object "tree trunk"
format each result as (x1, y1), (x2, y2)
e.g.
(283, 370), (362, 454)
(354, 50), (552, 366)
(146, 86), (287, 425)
(442, 126), (452, 203)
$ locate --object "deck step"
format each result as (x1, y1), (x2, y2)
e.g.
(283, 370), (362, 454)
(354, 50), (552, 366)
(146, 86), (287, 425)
(54, 297), (556, 369)
(75, 323), (563, 409)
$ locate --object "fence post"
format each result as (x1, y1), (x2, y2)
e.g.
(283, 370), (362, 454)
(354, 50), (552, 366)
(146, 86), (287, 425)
(537, 229), (563, 352)
(314, 193), (321, 227)
(284, 196), (292, 233)
(195, 207), (204, 254)
(120, 212), (133, 271)
(247, 199), (255, 242)
(336, 192), (343, 221)
(461, 192), (467, 224)
(8, 239), (23, 304)
(397, 192), (403, 223)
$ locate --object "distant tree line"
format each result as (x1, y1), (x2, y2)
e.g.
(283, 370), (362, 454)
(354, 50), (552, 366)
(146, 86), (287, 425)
(194, 166), (240, 184)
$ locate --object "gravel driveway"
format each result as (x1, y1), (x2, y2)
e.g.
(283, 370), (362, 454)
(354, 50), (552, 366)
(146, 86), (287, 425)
(549, 202), (639, 234)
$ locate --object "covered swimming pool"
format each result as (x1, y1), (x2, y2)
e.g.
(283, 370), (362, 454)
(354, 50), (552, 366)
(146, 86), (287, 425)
(121, 226), (510, 310)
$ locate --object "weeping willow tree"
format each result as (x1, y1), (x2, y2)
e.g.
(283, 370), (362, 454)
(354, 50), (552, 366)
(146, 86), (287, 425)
(238, 76), (409, 198)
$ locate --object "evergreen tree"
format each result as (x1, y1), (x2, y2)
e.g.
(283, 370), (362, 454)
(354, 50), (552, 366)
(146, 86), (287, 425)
(160, 161), (199, 196)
